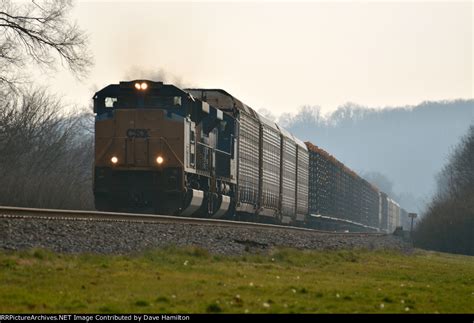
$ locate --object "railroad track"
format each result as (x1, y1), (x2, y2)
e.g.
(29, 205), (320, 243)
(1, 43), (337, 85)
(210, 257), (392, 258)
(0, 206), (385, 236)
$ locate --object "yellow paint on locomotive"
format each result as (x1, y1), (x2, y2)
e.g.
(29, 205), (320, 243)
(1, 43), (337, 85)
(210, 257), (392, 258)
(95, 109), (185, 174)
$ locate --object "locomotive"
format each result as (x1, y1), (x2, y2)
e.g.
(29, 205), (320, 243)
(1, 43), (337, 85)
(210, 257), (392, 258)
(93, 80), (407, 232)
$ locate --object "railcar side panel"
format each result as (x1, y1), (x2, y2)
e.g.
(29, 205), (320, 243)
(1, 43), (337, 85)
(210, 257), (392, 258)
(280, 132), (297, 222)
(368, 186), (380, 228)
(295, 142), (309, 221)
(401, 208), (410, 230)
(237, 112), (260, 212)
(307, 143), (331, 216)
(379, 192), (389, 231)
(387, 198), (400, 232)
(259, 118), (281, 217)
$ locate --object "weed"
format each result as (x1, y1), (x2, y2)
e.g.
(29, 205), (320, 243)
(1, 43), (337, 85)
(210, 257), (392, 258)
(134, 300), (149, 307)
(206, 303), (222, 313)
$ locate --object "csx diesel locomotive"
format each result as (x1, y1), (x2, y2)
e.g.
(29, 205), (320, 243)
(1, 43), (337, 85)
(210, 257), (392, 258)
(93, 80), (408, 232)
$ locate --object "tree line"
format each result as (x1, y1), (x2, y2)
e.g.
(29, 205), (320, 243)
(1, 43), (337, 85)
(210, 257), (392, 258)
(0, 89), (94, 209)
(413, 125), (474, 255)
(0, 0), (93, 209)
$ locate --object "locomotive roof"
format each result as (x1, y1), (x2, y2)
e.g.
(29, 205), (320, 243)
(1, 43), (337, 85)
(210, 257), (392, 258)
(94, 80), (190, 98)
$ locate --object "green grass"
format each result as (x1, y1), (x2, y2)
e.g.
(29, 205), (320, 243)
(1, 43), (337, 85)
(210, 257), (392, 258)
(0, 247), (473, 313)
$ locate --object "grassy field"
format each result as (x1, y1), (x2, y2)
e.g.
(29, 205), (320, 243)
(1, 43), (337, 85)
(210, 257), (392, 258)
(0, 247), (473, 313)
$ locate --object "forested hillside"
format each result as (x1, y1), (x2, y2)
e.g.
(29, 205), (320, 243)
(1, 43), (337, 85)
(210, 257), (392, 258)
(269, 100), (474, 213)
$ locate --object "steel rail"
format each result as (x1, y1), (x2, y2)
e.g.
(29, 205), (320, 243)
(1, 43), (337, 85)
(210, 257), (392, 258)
(0, 206), (386, 236)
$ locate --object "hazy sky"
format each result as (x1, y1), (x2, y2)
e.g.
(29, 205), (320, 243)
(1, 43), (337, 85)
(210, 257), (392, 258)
(46, 0), (473, 116)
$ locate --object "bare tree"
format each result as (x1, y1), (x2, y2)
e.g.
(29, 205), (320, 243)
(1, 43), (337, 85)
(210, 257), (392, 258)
(0, 88), (94, 209)
(0, 0), (91, 90)
(0, 1), (93, 209)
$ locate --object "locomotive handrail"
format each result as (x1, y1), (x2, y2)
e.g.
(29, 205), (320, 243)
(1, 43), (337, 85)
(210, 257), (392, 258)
(160, 136), (184, 167)
(96, 137), (114, 163)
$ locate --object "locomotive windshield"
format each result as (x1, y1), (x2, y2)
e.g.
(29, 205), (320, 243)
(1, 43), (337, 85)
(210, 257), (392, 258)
(93, 80), (189, 116)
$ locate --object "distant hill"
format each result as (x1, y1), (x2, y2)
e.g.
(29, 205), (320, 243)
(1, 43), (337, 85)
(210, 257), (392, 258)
(264, 99), (474, 213)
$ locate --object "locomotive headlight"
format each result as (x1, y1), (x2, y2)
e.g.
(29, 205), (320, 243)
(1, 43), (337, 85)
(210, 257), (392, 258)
(156, 156), (164, 165)
(111, 156), (118, 164)
(134, 82), (148, 90)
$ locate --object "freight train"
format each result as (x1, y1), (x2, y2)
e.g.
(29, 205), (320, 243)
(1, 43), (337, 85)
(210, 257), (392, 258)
(93, 80), (409, 232)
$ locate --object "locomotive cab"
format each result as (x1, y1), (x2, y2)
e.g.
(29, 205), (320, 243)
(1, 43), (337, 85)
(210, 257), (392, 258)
(93, 80), (237, 217)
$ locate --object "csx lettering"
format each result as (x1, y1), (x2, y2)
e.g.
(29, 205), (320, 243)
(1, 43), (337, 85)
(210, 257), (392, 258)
(127, 129), (149, 138)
